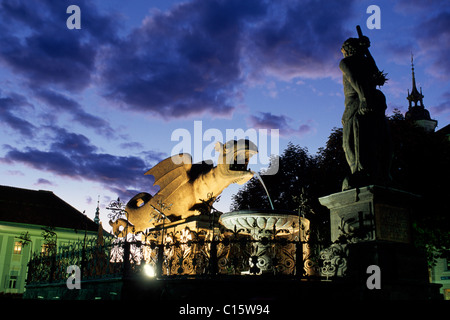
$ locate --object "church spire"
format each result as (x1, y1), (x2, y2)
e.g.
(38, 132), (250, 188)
(407, 53), (424, 108)
(405, 54), (437, 132)
(94, 196), (100, 224)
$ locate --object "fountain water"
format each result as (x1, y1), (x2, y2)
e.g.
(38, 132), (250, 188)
(254, 172), (274, 210)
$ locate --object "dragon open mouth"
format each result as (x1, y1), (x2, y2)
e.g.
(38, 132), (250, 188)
(229, 149), (254, 171)
(224, 139), (258, 172)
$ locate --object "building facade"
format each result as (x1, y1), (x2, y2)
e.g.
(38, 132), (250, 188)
(0, 185), (100, 296)
(430, 258), (450, 300)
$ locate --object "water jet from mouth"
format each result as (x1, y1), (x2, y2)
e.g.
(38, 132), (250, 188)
(254, 172), (274, 210)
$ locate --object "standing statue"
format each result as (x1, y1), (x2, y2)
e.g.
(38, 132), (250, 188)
(340, 26), (392, 191)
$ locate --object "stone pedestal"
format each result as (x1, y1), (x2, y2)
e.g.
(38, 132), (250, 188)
(318, 185), (436, 297)
(319, 185), (415, 244)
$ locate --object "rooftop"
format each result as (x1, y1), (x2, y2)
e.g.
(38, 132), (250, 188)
(0, 185), (98, 232)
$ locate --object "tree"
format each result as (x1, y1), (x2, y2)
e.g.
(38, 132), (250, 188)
(231, 143), (315, 212)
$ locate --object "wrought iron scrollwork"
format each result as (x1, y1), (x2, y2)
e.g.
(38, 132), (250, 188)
(26, 225), (328, 286)
(319, 243), (348, 278)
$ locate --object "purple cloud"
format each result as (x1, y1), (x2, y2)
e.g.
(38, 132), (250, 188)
(0, 0), (359, 122)
(243, 0), (355, 82)
(0, 0), (120, 138)
(119, 142), (144, 150)
(392, 3), (450, 118)
(5, 0), (447, 125)
(392, 1), (450, 83)
(0, 91), (36, 138)
(0, 0), (120, 90)
(34, 178), (56, 187)
(99, 0), (267, 119)
(34, 89), (115, 137)
(415, 11), (450, 81)
(99, 0), (356, 119)
(1, 127), (162, 200)
(247, 112), (314, 138)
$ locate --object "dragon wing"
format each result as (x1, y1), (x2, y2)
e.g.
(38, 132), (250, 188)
(145, 154), (192, 198)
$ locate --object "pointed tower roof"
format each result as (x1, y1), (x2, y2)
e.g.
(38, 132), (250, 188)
(94, 196), (100, 224)
(406, 53), (425, 108)
(405, 54), (432, 121)
(404, 54), (438, 132)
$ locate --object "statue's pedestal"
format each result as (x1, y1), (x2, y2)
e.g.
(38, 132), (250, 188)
(319, 185), (440, 298)
(319, 185), (415, 244)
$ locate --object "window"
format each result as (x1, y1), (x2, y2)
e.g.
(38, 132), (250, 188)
(13, 242), (22, 255)
(41, 243), (50, 254)
(41, 243), (57, 255)
(444, 289), (450, 301)
(8, 271), (19, 289)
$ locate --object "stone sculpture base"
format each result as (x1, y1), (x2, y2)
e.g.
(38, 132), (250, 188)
(318, 185), (439, 296)
(319, 185), (416, 244)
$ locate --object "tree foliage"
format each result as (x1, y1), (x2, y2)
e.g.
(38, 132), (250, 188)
(231, 143), (318, 212)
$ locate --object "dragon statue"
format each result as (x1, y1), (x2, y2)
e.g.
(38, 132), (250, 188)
(110, 139), (257, 236)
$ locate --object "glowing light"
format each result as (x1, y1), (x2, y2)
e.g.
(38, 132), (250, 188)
(143, 264), (156, 278)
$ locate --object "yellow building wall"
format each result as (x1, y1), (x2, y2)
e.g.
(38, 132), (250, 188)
(0, 221), (98, 295)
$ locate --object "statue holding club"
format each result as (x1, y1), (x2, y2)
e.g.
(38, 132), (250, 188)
(339, 26), (392, 191)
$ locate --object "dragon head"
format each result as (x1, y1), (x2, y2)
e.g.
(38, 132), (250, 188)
(215, 139), (258, 185)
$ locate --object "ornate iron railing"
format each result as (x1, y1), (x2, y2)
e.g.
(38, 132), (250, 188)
(26, 226), (328, 285)
(27, 237), (124, 285)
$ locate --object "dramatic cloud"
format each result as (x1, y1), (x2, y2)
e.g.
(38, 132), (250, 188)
(391, 2), (450, 118)
(0, 0), (121, 140)
(1, 0), (448, 211)
(243, 0), (355, 82)
(99, 0), (356, 119)
(0, 91), (36, 138)
(415, 11), (450, 81)
(34, 89), (115, 137)
(0, 0), (358, 122)
(0, 0), (119, 92)
(99, 0), (266, 119)
(1, 127), (163, 199)
(247, 112), (314, 138)
(393, 0), (450, 82)
(2, 0), (446, 125)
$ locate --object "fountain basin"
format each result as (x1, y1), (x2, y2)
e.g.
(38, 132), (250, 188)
(219, 209), (299, 234)
(219, 209), (309, 274)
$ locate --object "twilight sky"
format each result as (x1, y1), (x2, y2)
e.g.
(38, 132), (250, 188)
(1, 0), (449, 229)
